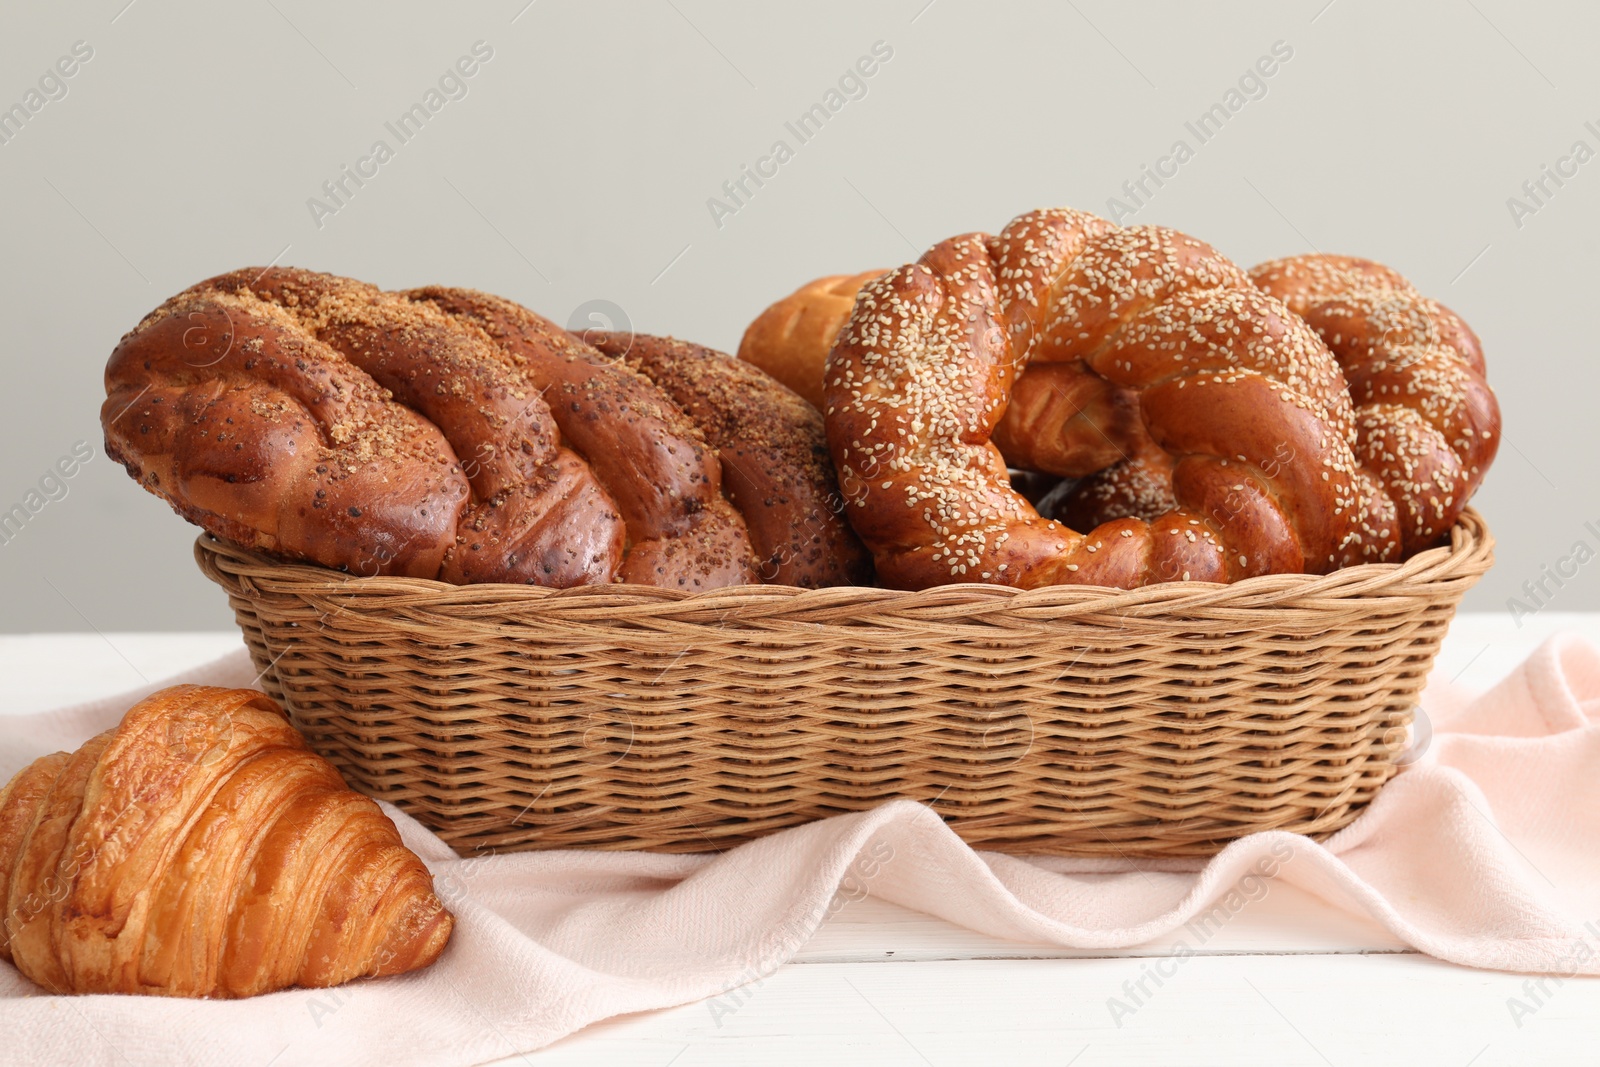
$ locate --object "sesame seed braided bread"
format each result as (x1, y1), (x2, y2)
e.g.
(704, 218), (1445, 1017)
(825, 207), (1372, 589)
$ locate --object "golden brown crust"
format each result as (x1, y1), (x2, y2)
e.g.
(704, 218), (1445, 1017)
(198, 269), (629, 586)
(587, 331), (874, 588)
(739, 272), (1160, 487)
(1250, 255), (1500, 555)
(1042, 258), (1499, 561)
(991, 362), (1144, 477)
(104, 268), (772, 590)
(102, 284), (471, 579)
(1059, 257), (1501, 559)
(825, 208), (1373, 590)
(405, 288), (760, 590)
(0, 685), (451, 998)
(1042, 438), (1178, 530)
(0, 751), (70, 963)
(738, 270), (885, 409)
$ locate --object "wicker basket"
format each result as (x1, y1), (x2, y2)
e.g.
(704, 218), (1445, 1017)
(195, 509), (1492, 858)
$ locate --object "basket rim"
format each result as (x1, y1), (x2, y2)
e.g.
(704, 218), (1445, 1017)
(193, 508), (1492, 618)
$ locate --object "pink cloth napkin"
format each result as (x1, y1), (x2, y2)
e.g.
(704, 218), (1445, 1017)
(3, 634), (1598, 1066)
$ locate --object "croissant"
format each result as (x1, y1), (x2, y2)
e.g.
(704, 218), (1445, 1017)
(0, 685), (452, 998)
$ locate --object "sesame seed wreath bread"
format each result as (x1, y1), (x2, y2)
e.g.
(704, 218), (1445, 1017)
(824, 207), (1374, 589)
(103, 268), (766, 589)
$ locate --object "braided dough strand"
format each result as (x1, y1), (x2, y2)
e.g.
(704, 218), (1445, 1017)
(404, 288), (759, 589)
(197, 269), (631, 586)
(1250, 255), (1499, 556)
(586, 331), (874, 588)
(102, 281), (473, 579)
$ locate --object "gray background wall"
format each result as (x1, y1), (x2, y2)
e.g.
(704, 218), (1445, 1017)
(1, 0), (1594, 631)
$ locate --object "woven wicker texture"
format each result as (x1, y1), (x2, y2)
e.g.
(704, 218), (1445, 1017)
(196, 510), (1492, 857)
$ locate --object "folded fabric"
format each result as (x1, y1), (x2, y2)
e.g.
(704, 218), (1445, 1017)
(2, 634), (1597, 1067)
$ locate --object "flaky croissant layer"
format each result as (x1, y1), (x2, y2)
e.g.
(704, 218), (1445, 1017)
(0, 685), (453, 998)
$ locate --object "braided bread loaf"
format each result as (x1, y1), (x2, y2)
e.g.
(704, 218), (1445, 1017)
(104, 268), (860, 589)
(395, 284), (754, 587)
(741, 271), (1199, 504)
(826, 207), (1373, 589)
(1043, 255), (1499, 562)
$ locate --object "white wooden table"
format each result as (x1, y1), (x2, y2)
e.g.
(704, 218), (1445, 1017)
(5, 613), (1599, 1066)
